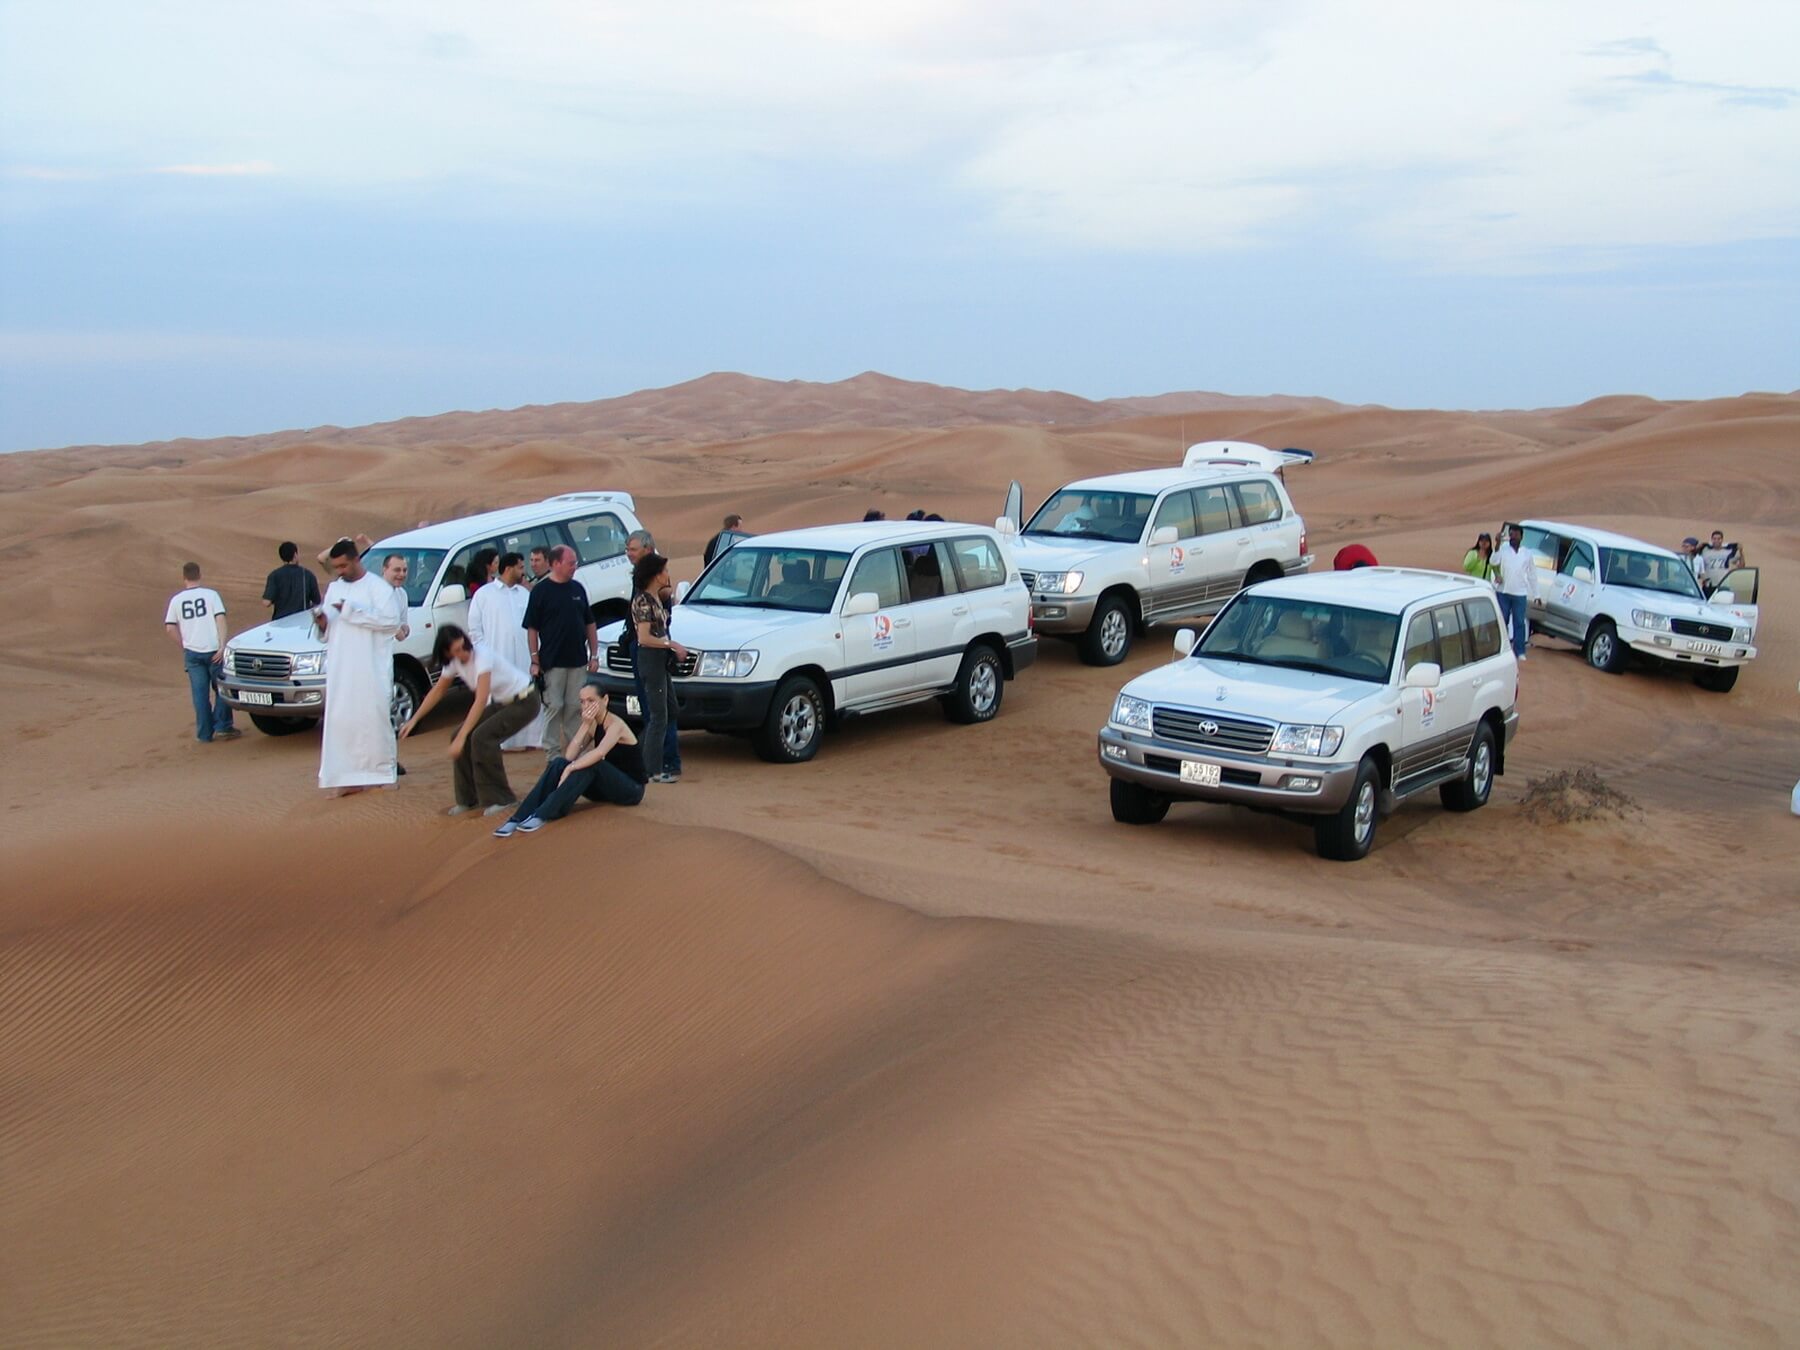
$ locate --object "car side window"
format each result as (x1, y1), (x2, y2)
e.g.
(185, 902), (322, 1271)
(497, 524), (560, 560)
(1433, 604), (1470, 670)
(444, 540), (500, 590)
(1560, 540), (1596, 578)
(901, 540), (956, 601)
(1461, 599), (1504, 660)
(846, 547), (905, 609)
(1193, 484), (1235, 535)
(1232, 480), (1283, 526)
(564, 512), (627, 564)
(1402, 611), (1437, 673)
(1152, 490), (1196, 538)
(948, 536), (1006, 591)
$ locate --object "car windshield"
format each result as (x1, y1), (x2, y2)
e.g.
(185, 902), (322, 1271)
(1600, 547), (1703, 600)
(363, 547), (446, 607)
(686, 546), (851, 613)
(1196, 595), (1400, 682)
(1023, 489), (1155, 543)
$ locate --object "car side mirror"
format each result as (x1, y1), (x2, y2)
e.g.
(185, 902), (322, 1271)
(841, 591), (880, 618)
(1149, 525), (1179, 546)
(993, 516), (1018, 537)
(675, 580), (690, 602)
(1710, 590), (1735, 607)
(1572, 566), (1593, 583)
(1173, 628), (1197, 657)
(435, 583), (466, 607)
(1404, 662), (1441, 689)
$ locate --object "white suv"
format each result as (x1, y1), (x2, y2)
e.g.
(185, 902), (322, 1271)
(220, 492), (646, 735)
(1010, 441), (1314, 665)
(1099, 569), (1520, 860)
(592, 521), (1037, 762)
(1519, 520), (1760, 694)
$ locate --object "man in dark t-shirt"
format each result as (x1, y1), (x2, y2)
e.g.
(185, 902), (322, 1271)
(263, 541), (322, 618)
(522, 544), (597, 755)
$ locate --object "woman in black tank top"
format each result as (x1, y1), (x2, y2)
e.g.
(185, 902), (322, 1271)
(497, 683), (645, 834)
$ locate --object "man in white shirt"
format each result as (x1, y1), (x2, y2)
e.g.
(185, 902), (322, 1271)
(466, 551), (545, 751)
(399, 624), (542, 816)
(164, 562), (241, 742)
(1492, 524), (1539, 661)
(314, 538), (403, 795)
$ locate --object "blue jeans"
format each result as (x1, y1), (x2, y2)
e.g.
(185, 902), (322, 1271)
(511, 755), (645, 823)
(1496, 592), (1530, 657)
(184, 649), (235, 740)
(631, 644), (681, 775)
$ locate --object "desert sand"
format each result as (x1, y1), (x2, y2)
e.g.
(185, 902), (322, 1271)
(2, 375), (1797, 1347)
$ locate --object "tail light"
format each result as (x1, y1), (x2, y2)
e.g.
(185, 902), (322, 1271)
(1299, 529), (1308, 558)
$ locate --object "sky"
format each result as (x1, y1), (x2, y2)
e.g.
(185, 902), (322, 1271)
(2, 0), (1797, 451)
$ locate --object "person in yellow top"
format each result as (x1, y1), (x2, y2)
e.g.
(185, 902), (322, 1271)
(1461, 531), (1498, 584)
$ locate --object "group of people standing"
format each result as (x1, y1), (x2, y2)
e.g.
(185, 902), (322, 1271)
(1461, 526), (1538, 660)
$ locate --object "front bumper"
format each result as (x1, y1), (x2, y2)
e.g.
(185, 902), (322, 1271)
(1096, 724), (1360, 814)
(1625, 629), (1756, 669)
(219, 674), (326, 718)
(1029, 593), (1099, 635)
(588, 671), (779, 730)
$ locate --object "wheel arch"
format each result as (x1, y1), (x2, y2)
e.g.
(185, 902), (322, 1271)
(1099, 584), (1145, 634)
(970, 631), (1013, 678)
(783, 663), (837, 716)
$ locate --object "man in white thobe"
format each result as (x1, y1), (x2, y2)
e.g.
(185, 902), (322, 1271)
(467, 550), (545, 751)
(315, 539), (402, 794)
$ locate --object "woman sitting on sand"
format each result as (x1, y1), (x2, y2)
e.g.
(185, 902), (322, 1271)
(1462, 532), (1497, 584)
(495, 678), (646, 837)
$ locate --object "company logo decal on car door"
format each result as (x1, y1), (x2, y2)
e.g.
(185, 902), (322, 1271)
(1169, 545), (1186, 576)
(872, 613), (894, 651)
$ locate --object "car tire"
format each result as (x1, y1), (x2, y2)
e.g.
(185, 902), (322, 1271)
(1110, 777), (1170, 825)
(1079, 594), (1133, 666)
(1584, 619), (1628, 674)
(391, 664), (429, 736)
(1242, 560), (1283, 590)
(1315, 756), (1381, 861)
(1440, 722), (1496, 813)
(1694, 665), (1739, 693)
(753, 676), (826, 763)
(249, 713), (318, 736)
(943, 644), (1004, 724)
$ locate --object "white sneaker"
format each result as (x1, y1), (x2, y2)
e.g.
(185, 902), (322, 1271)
(493, 820), (518, 838)
(1518, 653), (1528, 662)
(446, 804), (477, 817)
(516, 816), (546, 834)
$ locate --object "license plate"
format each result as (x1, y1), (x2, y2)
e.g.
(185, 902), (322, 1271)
(1687, 641), (1723, 656)
(626, 695), (641, 716)
(241, 691), (274, 705)
(1180, 760), (1221, 786)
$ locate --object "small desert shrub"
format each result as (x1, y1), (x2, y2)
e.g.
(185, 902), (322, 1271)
(1519, 765), (1637, 824)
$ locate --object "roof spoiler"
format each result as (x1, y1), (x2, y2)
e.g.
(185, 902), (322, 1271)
(539, 490), (637, 512)
(1181, 441), (1315, 473)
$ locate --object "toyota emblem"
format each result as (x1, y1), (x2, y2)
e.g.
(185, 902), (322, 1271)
(1198, 720), (1220, 737)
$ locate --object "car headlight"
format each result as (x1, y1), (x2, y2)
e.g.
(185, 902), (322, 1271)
(1033, 571), (1085, 595)
(1733, 626), (1752, 643)
(1111, 693), (1152, 732)
(293, 651), (324, 675)
(1630, 610), (1671, 632)
(222, 645), (237, 666)
(1270, 723), (1344, 757)
(697, 649), (759, 678)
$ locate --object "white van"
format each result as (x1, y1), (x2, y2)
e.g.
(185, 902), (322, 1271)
(220, 492), (648, 735)
(1008, 441), (1314, 665)
(591, 520), (1037, 762)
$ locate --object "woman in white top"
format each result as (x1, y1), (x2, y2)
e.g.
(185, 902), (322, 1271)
(400, 624), (542, 816)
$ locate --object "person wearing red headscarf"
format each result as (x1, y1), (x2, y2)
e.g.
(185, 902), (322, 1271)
(1333, 543), (1378, 570)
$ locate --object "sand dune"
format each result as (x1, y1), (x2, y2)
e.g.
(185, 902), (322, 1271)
(2, 379), (1797, 1346)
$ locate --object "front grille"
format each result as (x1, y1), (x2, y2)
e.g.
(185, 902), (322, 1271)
(233, 651), (293, 680)
(1020, 570), (1037, 592)
(1152, 707), (1275, 755)
(606, 642), (698, 678)
(1672, 619), (1732, 641)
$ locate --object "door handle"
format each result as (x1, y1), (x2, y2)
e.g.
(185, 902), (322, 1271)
(893, 618), (913, 628)
(952, 606), (969, 616)
(1235, 536), (1251, 544)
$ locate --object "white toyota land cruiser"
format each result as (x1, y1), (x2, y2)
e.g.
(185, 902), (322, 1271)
(1098, 569), (1520, 860)
(592, 520), (1037, 762)
(219, 492), (647, 735)
(1519, 520), (1760, 694)
(1010, 441), (1314, 666)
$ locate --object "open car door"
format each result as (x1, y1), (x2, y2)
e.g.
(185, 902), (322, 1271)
(1001, 480), (1023, 531)
(1711, 567), (1759, 636)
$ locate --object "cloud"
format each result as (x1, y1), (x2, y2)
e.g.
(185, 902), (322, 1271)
(2, 0), (1796, 270)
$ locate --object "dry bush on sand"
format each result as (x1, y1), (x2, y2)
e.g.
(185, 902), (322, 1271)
(1519, 765), (1638, 825)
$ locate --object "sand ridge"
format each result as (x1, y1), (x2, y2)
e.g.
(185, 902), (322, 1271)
(2, 377), (1797, 1346)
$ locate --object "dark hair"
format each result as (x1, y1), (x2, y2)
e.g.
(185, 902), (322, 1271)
(278, 541), (298, 563)
(906, 509), (926, 521)
(722, 513), (742, 529)
(925, 513), (943, 522)
(529, 544), (549, 558)
(863, 509), (885, 522)
(433, 624), (470, 664)
(498, 551), (523, 572)
(182, 561), (202, 581)
(328, 538), (359, 560)
(632, 550), (668, 595)
(470, 547), (498, 582)
(382, 553), (405, 568)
